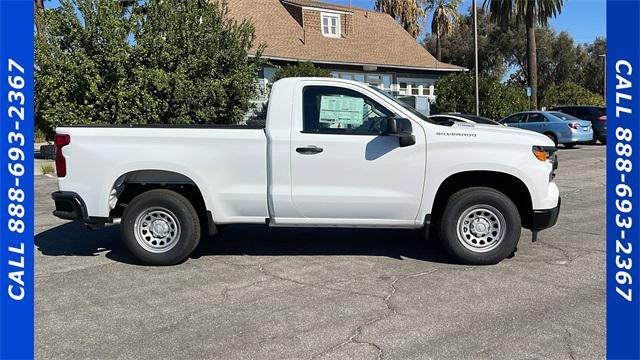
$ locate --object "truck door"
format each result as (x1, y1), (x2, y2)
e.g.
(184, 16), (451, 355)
(284, 84), (426, 226)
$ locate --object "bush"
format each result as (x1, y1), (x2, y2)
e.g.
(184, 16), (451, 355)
(271, 62), (331, 83)
(41, 163), (55, 176)
(36, 0), (262, 138)
(540, 82), (604, 108)
(434, 72), (528, 120)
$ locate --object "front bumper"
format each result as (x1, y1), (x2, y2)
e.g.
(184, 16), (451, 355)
(531, 197), (561, 231)
(52, 191), (88, 221)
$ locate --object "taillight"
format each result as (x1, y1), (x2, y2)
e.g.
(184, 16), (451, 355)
(568, 123), (579, 130)
(54, 134), (70, 177)
(597, 115), (607, 121)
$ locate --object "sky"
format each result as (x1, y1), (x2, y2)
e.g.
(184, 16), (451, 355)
(45, 0), (606, 44)
(325, 0), (606, 44)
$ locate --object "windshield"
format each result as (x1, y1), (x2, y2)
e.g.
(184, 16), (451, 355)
(369, 86), (436, 123)
(550, 111), (581, 121)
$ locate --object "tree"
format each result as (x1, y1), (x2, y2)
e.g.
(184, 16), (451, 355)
(35, 0), (262, 138)
(271, 62), (331, 83)
(499, 26), (578, 103)
(423, 7), (507, 77)
(426, 0), (461, 61)
(434, 72), (527, 120)
(483, 0), (564, 109)
(375, 0), (427, 38)
(34, 0), (45, 44)
(425, 8), (606, 106)
(577, 37), (606, 96)
(540, 82), (604, 108)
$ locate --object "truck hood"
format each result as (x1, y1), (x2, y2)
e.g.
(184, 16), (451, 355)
(447, 122), (555, 147)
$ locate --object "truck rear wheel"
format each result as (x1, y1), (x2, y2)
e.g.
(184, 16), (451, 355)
(439, 187), (521, 265)
(121, 189), (201, 265)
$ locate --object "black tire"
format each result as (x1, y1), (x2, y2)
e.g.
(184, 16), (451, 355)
(564, 142), (576, 149)
(121, 189), (201, 266)
(544, 133), (558, 146)
(439, 187), (521, 265)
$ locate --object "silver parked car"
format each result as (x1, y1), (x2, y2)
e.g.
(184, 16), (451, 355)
(499, 111), (593, 148)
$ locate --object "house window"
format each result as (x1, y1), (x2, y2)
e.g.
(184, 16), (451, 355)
(330, 71), (393, 90)
(321, 13), (340, 38)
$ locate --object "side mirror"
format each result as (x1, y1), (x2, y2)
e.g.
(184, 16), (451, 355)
(385, 117), (415, 147)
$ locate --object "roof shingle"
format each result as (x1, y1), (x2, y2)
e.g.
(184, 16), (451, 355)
(227, 0), (465, 71)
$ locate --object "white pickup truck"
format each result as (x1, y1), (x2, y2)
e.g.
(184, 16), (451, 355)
(52, 78), (560, 266)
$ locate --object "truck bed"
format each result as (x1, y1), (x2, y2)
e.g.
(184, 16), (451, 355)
(55, 126), (269, 223)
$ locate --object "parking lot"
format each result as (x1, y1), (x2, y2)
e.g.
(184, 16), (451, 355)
(35, 145), (605, 360)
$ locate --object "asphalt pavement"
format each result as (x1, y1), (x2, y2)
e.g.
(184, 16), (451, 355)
(35, 145), (605, 360)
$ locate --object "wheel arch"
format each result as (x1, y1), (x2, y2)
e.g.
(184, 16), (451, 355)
(543, 131), (558, 144)
(108, 169), (211, 223)
(430, 170), (534, 229)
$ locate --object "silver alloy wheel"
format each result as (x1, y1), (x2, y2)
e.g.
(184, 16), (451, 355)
(133, 207), (181, 253)
(456, 204), (506, 253)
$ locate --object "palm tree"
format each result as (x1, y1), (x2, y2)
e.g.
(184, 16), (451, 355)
(35, 0), (45, 44)
(426, 0), (461, 61)
(375, 0), (428, 38)
(483, 0), (564, 109)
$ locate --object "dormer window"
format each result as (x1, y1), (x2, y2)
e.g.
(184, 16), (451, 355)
(321, 13), (340, 38)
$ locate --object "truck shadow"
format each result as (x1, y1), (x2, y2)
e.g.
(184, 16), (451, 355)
(35, 222), (457, 265)
(34, 222), (134, 263)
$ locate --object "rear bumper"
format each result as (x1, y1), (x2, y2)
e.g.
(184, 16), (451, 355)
(593, 123), (607, 138)
(568, 131), (594, 143)
(531, 197), (561, 231)
(52, 191), (88, 221)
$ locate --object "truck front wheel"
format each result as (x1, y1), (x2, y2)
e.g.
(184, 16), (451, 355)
(121, 189), (201, 266)
(439, 187), (521, 265)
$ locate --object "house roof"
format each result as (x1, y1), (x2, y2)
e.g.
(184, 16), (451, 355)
(227, 0), (465, 72)
(280, 0), (355, 12)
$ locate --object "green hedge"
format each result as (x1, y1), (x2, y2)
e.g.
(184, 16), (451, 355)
(271, 62), (331, 83)
(540, 82), (605, 108)
(433, 72), (528, 120)
(36, 0), (262, 138)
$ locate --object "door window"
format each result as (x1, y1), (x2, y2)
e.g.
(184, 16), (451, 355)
(429, 116), (454, 125)
(502, 113), (526, 124)
(526, 113), (546, 123)
(302, 86), (394, 134)
(573, 108), (590, 118)
(564, 108), (575, 116)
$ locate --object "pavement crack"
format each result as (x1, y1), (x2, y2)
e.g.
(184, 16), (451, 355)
(219, 279), (270, 303)
(553, 226), (604, 238)
(563, 327), (577, 360)
(311, 268), (440, 360)
(257, 263), (384, 301)
(35, 260), (120, 279)
(535, 239), (604, 266)
(538, 240), (572, 261)
(214, 257), (386, 300)
(537, 240), (590, 265)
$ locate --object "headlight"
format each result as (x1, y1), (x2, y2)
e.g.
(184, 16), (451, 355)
(532, 145), (558, 181)
(532, 145), (557, 162)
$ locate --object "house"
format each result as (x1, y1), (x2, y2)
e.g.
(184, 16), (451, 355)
(227, 0), (465, 105)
